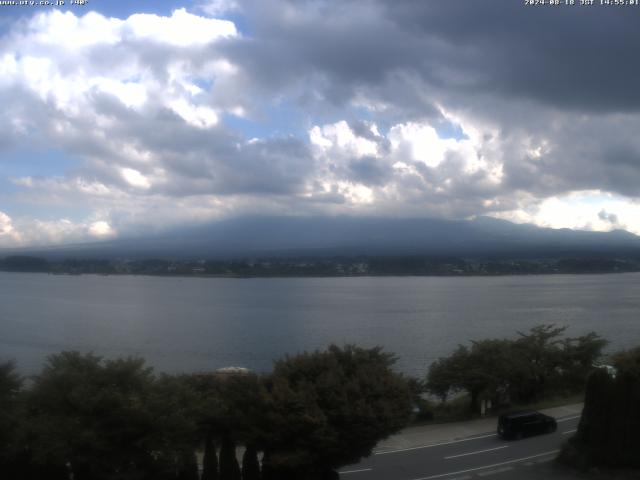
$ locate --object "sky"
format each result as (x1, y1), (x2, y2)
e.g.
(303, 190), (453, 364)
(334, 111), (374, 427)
(1, 0), (640, 247)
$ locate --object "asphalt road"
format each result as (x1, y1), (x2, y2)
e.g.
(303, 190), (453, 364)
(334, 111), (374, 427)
(339, 414), (581, 480)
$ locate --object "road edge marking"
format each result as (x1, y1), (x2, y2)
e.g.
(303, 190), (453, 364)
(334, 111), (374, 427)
(444, 445), (509, 460)
(339, 468), (373, 474)
(408, 450), (560, 480)
(557, 415), (581, 423)
(376, 413), (580, 456)
(375, 433), (497, 455)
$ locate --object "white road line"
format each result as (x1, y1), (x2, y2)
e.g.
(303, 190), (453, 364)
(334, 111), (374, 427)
(562, 429), (577, 435)
(408, 450), (560, 480)
(375, 433), (497, 455)
(557, 415), (581, 423)
(535, 457), (555, 464)
(444, 445), (509, 460)
(339, 468), (373, 474)
(477, 466), (513, 477)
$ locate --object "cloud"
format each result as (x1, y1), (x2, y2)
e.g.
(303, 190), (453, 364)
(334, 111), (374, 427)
(198, 0), (241, 16)
(0, 214), (116, 248)
(121, 168), (152, 189)
(3, 1), (640, 246)
(598, 209), (620, 228)
(0, 211), (18, 244)
(88, 220), (116, 238)
(305, 117), (506, 217)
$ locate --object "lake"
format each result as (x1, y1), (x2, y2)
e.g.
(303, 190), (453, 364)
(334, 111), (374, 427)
(1, 272), (639, 377)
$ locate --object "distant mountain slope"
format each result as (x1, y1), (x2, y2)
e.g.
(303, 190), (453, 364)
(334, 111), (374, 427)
(3, 216), (640, 260)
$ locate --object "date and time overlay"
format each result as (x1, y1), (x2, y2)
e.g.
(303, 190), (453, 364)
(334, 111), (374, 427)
(1, 0), (640, 9)
(0, 0), (86, 7)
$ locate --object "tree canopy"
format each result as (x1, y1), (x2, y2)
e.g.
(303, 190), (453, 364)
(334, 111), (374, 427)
(561, 346), (640, 469)
(426, 325), (607, 413)
(1, 345), (413, 480)
(261, 345), (412, 478)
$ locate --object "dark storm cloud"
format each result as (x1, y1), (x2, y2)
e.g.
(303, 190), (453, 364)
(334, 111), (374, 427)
(382, 0), (640, 112)
(229, 0), (640, 114)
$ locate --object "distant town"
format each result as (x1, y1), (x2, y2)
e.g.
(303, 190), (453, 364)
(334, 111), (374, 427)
(1, 255), (640, 277)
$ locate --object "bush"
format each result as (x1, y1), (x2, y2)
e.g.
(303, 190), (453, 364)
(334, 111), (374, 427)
(561, 347), (640, 470)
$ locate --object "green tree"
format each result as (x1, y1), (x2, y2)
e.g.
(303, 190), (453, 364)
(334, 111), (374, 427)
(0, 361), (23, 478)
(241, 445), (260, 480)
(25, 351), (199, 480)
(261, 345), (412, 479)
(557, 332), (608, 393)
(219, 434), (241, 480)
(187, 371), (266, 480)
(147, 374), (202, 478)
(561, 347), (640, 469)
(426, 340), (514, 413)
(509, 324), (567, 402)
(201, 432), (219, 480)
(177, 451), (199, 480)
(427, 325), (607, 413)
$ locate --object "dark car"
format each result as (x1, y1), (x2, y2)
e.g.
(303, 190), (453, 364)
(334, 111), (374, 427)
(497, 410), (557, 440)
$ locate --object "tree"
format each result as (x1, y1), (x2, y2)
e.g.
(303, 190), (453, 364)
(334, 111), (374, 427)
(219, 434), (241, 480)
(426, 340), (514, 413)
(187, 371), (266, 480)
(557, 332), (608, 393)
(177, 451), (199, 480)
(24, 351), (199, 480)
(509, 324), (567, 402)
(241, 445), (261, 480)
(425, 349), (464, 403)
(201, 432), (219, 480)
(561, 346), (640, 469)
(147, 374), (202, 478)
(261, 345), (412, 479)
(426, 325), (607, 413)
(0, 361), (23, 478)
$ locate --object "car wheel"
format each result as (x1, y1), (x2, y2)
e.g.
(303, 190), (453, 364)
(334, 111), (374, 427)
(515, 431), (523, 440)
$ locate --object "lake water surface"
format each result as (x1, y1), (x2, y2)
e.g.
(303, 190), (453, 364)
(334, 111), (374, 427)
(1, 272), (639, 376)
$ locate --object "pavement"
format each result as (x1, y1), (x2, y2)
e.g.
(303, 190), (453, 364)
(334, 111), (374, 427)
(373, 403), (585, 454)
(338, 404), (591, 480)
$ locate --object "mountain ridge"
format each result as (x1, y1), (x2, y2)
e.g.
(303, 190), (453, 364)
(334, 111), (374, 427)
(2, 215), (640, 260)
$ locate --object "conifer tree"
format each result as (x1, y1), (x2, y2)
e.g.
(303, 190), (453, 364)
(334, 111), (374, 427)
(219, 434), (241, 480)
(241, 445), (260, 480)
(202, 432), (219, 480)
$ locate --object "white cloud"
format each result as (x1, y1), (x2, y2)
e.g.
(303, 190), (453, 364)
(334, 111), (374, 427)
(121, 168), (152, 189)
(1, 8), (237, 117)
(198, 0), (241, 16)
(168, 98), (219, 129)
(310, 121), (379, 158)
(126, 8), (237, 46)
(491, 190), (640, 235)
(389, 122), (449, 168)
(307, 117), (505, 215)
(0, 211), (17, 241)
(88, 220), (116, 238)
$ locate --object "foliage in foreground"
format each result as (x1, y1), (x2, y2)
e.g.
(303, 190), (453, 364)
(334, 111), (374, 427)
(261, 345), (411, 478)
(0, 345), (412, 480)
(425, 325), (607, 413)
(560, 346), (640, 470)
